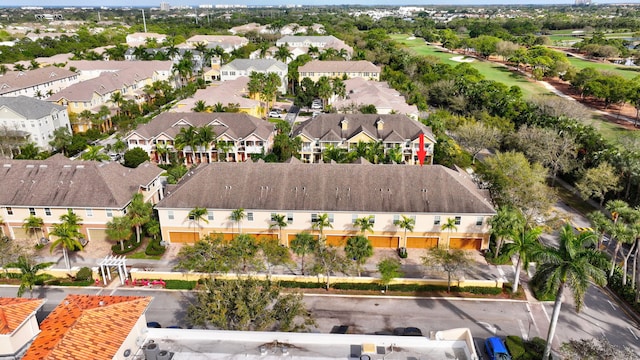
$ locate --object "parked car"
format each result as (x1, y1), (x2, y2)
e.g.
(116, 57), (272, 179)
(268, 110), (282, 118)
(392, 327), (423, 336)
(147, 322), (162, 328)
(485, 337), (511, 360)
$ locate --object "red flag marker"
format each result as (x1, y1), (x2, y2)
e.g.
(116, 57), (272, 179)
(417, 133), (426, 166)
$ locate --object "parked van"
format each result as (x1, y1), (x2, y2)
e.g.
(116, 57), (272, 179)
(485, 337), (511, 360)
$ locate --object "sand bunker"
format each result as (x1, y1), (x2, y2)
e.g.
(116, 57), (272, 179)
(450, 56), (475, 63)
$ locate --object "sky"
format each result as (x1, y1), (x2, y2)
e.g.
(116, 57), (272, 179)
(7, 0), (640, 7)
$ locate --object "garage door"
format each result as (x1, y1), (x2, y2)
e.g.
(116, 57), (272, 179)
(326, 235), (349, 247)
(88, 229), (108, 242)
(255, 234), (278, 242)
(11, 227), (29, 240)
(449, 238), (482, 250)
(170, 231), (199, 243)
(406, 237), (438, 249)
(369, 236), (399, 248)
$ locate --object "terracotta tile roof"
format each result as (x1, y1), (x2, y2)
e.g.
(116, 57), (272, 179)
(0, 298), (46, 335)
(22, 295), (151, 360)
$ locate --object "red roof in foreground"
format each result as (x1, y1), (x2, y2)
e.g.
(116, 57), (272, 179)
(22, 294), (152, 360)
(0, 298), (45, 335)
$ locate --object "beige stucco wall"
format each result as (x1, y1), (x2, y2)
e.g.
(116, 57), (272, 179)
(0, 315), (40, 357)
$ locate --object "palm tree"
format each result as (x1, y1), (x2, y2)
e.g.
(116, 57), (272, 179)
(332, 77), (346, 100)
(188, 207), (209, 242)
(489, 206), (523, 259)
(174, 126), (198, 164)
(192, 100), (210, 112)
(196, 125), (215, 163)
(13, 63), (26, 72)
(80, 145), (110, 162)
(441, 218), (458, 248)
(127, 193), (152, 243)
(395, 215), (415, 248)
(607, 221), (631, 277)
(274, 44), (293, 63)
(587, 210), (612, 250)
(345, 235), (373, 276)
(215, 140), (232, 162)
(230, 208), (246, 234)
(106, 216), (132, 251)
(503, 225), (543, 293)
(269, 214), (288, 245)
(49, 222), (83, 271)
(290, 231), (317, 275)
(312, 213), (333, 241)
(532, 225), (607, 360)
(6, 256), (53, 298)
(353, 216), (374, 235)
(110, 92), (124, 117)
(23, 215), (44, 243)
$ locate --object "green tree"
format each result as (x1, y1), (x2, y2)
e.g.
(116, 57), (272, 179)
(49, 127), (72, 156)
(274, 44), (293, 63)
(489, 206), (524, 259)
(6, 256), (53, 298)
(22, 215), (44, 243)
(504, 225), (543, 293)
(188, 207), (209, 243)
(353, 215), (374, 235)
(259, 237), (293, 276)
(191, 100), (210, 112)
(576, 162), (620, 206)
(422, 248), (471, 292)
(454, 122), (502, 164)
(560, 337), (638, 360)
(174, 236), (230, 273)
(290, 232), (317, 275)
(128, 193), (152, 243)
(229, 208), (246, 234)
(344, 235), (373, 277)
(532, 225), (607, 360)
(441, 218), (458, 248)
(106, 216), (132, 251)
(394, 215), (415, 249)
(310, 245), (351, 290)
(586, 210), (611, 250)
(378, 257), (404, 291)
(269, 214), (288, 244)
(187, 277), (314, 332)
(80, 145), (110, 162)
(312, 213), (332, 241)
(228, 233), (261, 273)
(49, 221), (83, 271)
(123, 147), (150, 168)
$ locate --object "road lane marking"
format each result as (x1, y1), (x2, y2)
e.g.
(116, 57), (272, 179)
(607, 300), (617, 310)
(477, 321), (497, 335)
(525, 303), (542, 338)
(518, 319), (528, 340)
(629, 327), (639, 340)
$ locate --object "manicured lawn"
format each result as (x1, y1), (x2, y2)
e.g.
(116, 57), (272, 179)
(567, 56), (640, 80)
(128, 251), (163, 260)
(580, 114), (640, 144)
(390, 34), (551, 98)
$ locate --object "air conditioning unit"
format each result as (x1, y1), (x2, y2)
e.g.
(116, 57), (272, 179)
(156, 350), (171, 360)
(143, 342), (159, 360)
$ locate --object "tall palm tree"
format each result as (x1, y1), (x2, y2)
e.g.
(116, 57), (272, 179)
(230, 208), (246, 234)
(6, 256), (54, 298)
(60, 209), (82, 228)
(127, 193), (152, 243)
(192, 100), (210, 112)
(110, 91), (124, 117)
(196, 125), (215, 163)
(23, 215), (44, 243)
(215, 140), (233, 162)
(106, 216), (132, 251)
(269, 214), (288, 245)
(332, 77), (346, 100)
(489, 206), (523, 259)
(396, 215), (415, 248)
(532, 225), (607, 360)
(80, 145), (110, 162)
(290, 231), (317, 275)
(587, 210), (612, 250)
(175, 126), (198, 164)
(345, 235), (373, 276)
(49, 222), (83, 271)
(607, 221), (631, 277)
(188, 207), (209, 242)
(503, 225), (543, 293)
(353, 216), (374, 235)
(441, 218), (458, 248)
(274, 44), (293, 63)
(312, 213), (332, 241)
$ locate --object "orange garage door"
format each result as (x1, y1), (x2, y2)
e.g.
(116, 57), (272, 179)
(369, 236), (399, 248)
(170, 231), (199, 243)
(406, 237), (438, 249)
(449, 238), (482, 250)
(326, 235), (350, 247)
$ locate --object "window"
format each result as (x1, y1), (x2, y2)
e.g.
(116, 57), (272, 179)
(476, 216), (483, 226)
(352, 214), (358, 224)
(247, 212), (254, 221)
(86, 208), (93, 217)
(29, 208), (36, 216)
(393, 214), (399, 224)
(311, 213), (318, 223)
(329, 213), (334, 223)
(45, 208), (52, 216)
(287, 213), (293, 224)
(168, 210), (174, 220)
(434, 215), (441, 225)
(6, 207), (13, 215)
(369, 215), (375, 224)
(106, 209), (113, 218)
(455, 216), (461, 225)
(208, 211), (214, 221)
(188, 213), (195, 220)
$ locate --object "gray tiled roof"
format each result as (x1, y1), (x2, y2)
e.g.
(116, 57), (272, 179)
(277, 35), (339, 44)
(157, 162), (495, 215)
(0, 96), (66, 119)
(0, 155), (163, 208)
(298, 60), (380, 73)
(129, 112), (274, 141)
(223, 59), (287, 72)
(292, 114), (435, 143)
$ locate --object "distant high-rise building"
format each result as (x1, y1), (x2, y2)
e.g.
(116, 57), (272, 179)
(160, 2), (170, 11)
(575, 0), (592, 5)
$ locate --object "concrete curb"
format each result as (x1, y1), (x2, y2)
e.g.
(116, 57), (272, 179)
(301, 292), (529, 302)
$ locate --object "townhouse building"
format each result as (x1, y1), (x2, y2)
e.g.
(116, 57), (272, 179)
(0, 67), (79, 99)
(0, 155), (164, 244)
(292, 114), (435, 165)
(0, 96), (71, 151)
(125, 32), (167, 47)
(124, 112), (275, 164)
(298, 60), (381, 82)
(184, 35), (248, 52)
(331, 77), (420, 119)
(220, 59), (288, 94)
(276, 35), (353, 58)
(172, 77), (262, 118)
(155, 161), (495, 250)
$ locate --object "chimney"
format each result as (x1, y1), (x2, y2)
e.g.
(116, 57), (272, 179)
(340, 119), (348, 131)
(376, 118), (384, 131)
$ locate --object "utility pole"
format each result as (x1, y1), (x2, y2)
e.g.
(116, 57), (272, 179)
(142, 9), (147, 33)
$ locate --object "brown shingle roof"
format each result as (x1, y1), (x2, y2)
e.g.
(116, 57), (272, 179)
(22, 295), (151, 360)
(0, 67), (77, 95)
(157, 162), (495, 214)
(0, 298), (45, 335)
(292, 114), (435, 143)
(129, 112), (274, 142)
(298, 60), (380, 74)
(0, 157), (163, 208)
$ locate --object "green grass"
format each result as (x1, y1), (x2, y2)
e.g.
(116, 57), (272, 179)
(577, 114), (640, 144)
(552, 182), (597, 216)
(128, 251), (163, 260)
(567, 56), (640, 80)
(390, 34), (551, 98)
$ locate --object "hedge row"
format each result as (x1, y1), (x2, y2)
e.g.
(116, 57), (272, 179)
(278, 280), (503, 294)
(505, 336), (547, 360)
(607, 268), (640, 313)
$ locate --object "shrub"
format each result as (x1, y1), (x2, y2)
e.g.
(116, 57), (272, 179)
(112, 236), (143, 254)
(165, 280), (196, 290)
(145, 238), (166, 256)
(75, 267), (93, 281)
(278, 281), (325, 289)
(398, 247), (408, 258)
(58, 280), (93, 287)
(506, 336), (526, 359)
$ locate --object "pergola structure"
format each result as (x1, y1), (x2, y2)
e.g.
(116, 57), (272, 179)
(97, 255), (128, 285)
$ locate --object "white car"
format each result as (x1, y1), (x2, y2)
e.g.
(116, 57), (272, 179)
(268, 111), (282, 118)
(311, 102), (322, 109)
